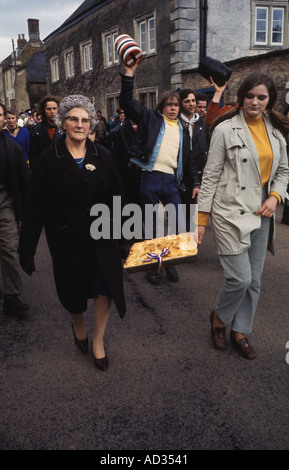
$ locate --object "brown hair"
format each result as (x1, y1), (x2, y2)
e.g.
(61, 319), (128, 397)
(6, 108), (18, 117)
(38, 95), (62, 120)
(0, 103), (7, 115)
(155, 90), (180, 114)
(212, 72), (289, 136)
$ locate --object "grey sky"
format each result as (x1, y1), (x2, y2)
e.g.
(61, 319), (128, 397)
(0, 0), (83, 62)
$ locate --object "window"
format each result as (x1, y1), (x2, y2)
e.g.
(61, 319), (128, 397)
(50, 56), (59, 83)
(106, 93), (120, 118)
(64, 48), (74, 79)
(134, 10), (156, 56)
(103, 28), (119, 67)
(255, 7), (268, 44)
(272, 8), (284, 44)
(137, 87), (157, 110)
(80, 40), (93, 73)
(254, 3), (286, 46)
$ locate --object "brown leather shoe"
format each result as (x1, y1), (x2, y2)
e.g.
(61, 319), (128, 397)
(230, 331), (257, 360)
(210, 310), (226, 350)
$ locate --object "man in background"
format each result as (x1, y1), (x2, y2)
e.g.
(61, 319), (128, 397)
(29, 96), (62, 170)
(195, 92), (208, 118)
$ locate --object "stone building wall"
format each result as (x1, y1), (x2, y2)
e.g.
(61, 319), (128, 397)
(182, 49), (289, 113)
(45, 0), (172, 117)
(170, 0), (198, 88)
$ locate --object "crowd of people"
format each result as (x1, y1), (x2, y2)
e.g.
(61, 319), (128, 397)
(0, 59), (289, 370)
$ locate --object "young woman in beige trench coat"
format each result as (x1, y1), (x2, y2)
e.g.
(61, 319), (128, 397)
(197, 72), (289, 360)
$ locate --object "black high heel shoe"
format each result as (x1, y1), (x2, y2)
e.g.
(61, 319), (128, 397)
(71, 320), (88, 353)
(91, 342), (108, 371)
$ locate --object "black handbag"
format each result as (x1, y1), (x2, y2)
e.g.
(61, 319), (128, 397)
(197, 56), (232, 86)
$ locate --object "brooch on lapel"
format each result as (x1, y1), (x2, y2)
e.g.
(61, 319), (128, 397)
(85, 164), (96, 171)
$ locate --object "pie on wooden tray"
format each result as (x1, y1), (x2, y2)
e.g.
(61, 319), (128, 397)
(123, 232), (197, 273)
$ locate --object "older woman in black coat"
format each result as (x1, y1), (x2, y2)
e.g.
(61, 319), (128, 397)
(19, 95), (126, 371)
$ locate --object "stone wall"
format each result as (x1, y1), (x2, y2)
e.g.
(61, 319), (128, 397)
(170, 0), (198, 88)
(182, 49), (289, 113)
(45, 0), (172, 118)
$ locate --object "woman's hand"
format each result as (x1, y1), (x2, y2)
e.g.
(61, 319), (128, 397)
(197, 225), (206, 245)
(210, 77), (227, 95)
(255, 195), (278, 218)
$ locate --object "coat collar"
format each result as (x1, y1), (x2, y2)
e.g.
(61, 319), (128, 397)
(229, 110), (280, 178)
(54, 135), (100, 179)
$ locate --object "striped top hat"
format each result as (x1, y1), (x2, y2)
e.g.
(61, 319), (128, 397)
(115, 34), (143, 67)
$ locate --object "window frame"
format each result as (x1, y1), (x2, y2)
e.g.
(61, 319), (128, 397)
(50, 55), (59, 83)
(102, 27), (119, 68)
(271, 7), (284, 45)
(136, 86), (158, 110)
(80, 39), (93, 74)
(64, 48), (75, 79)
(253, 2), (287, 47)
(134, 10), (156, 57)
(255, 6), (268, 45)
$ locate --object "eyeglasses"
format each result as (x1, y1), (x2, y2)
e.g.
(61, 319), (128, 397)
(65, 116), (91, 125)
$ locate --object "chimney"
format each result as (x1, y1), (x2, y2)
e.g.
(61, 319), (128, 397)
(17, 34), (27, 49)
(27, 19), (40, 41)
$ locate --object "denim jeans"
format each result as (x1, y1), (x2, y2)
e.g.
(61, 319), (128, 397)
(140, 171), (186, 238)
(216, 214), (270, 334)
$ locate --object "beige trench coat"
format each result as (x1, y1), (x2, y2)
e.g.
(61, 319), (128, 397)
(198, 110), (289, 255)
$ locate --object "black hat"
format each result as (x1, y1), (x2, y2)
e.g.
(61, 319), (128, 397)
(197, 56), (232, 86)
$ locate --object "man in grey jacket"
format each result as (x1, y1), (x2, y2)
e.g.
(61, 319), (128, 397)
(0, 103), (30, 316)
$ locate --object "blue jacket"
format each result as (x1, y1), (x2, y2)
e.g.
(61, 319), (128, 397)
(119, 74), (200, 190)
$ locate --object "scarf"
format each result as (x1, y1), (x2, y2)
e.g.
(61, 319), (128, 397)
(180, 113), (199, 149)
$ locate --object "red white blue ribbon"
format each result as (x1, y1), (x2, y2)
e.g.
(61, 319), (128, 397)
(141, 247), (171, 273)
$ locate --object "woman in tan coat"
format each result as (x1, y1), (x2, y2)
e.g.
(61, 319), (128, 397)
(198, 73), (289, 360)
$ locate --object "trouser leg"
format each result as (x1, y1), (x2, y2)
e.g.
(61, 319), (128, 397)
(216, 216), (270, 334)
(281, 203), (289, 225)
(0, 191), (22, 296)
(140, 171), (186, 238)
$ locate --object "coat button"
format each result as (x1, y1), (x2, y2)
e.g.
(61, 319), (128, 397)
(240, 210), (245, 215)
(242, 144), (246, 148)
(243, 158), (247, 162)
(241, 186), (246, 190)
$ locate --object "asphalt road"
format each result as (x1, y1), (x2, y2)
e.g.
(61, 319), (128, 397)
(0, 205), (289, 452)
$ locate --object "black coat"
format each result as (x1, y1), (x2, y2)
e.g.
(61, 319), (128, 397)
(19, 136), (126, 317)
(180, 117), (208, 172)
(119, 74), (200, 189)
(1, 132), (30, 221)
(29, 121), (63, 171)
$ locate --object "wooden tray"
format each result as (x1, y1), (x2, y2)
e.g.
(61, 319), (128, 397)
(123, 233), (198, 273)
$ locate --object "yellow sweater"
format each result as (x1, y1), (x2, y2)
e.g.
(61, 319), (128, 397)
(153, 115), (180, 174)
(198, 115), (280, 226)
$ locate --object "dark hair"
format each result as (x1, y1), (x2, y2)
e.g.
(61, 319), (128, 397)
(38, 95), (61, 119)
(237, 72), (277, 109)
(6, 107), (17, 117)
(179, 88), (196, 102)
(155, 90), (180, 114)
(212, 72), (289, 136)
(0, 103), (7, 115)
(195, 92), (208, 103)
